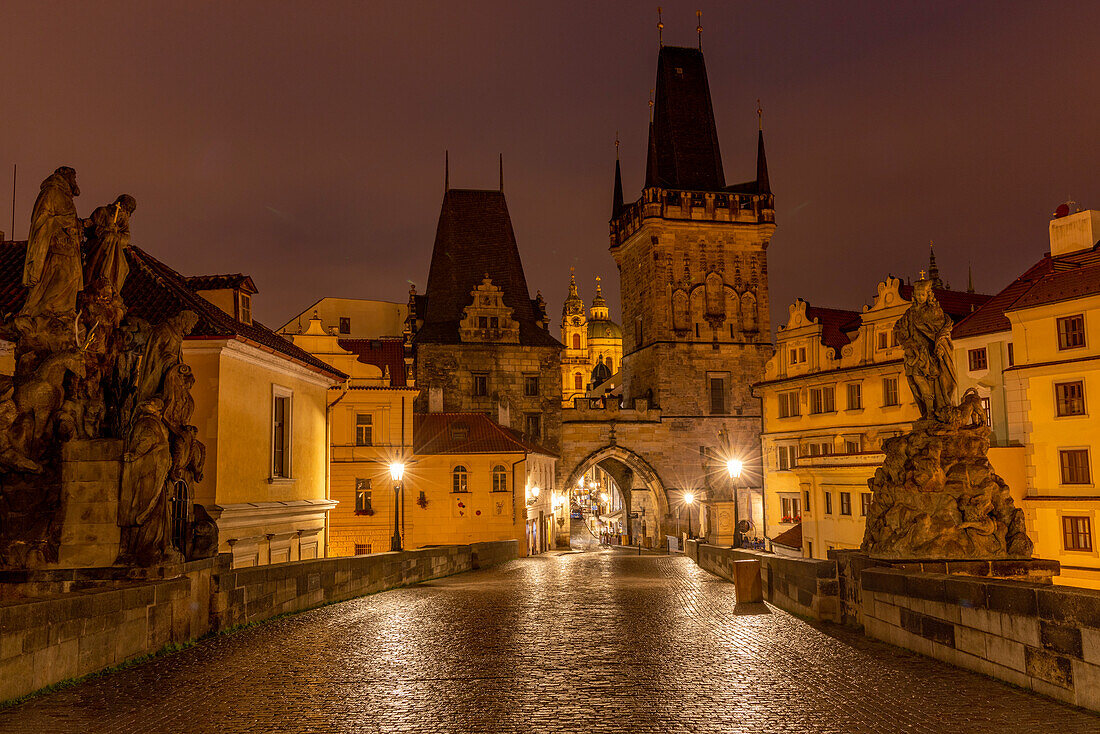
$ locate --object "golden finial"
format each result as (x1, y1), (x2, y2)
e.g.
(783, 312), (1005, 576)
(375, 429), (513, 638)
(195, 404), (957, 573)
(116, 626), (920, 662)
(696, 10), (703, 50)
(757, 99), (763, 130)
(657, 7), (664, 46)
(919, 269), (926, 280)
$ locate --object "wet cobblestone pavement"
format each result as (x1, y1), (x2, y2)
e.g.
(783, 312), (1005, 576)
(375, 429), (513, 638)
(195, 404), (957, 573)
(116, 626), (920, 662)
(2, 550), (1099, 733)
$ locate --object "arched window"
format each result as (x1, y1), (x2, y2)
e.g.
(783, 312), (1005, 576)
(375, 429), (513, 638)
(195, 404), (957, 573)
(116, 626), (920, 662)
(605, 356), (613, 369)
(452, 465), (468, 493)
(491, 464), (507, 492)
(572, 333), (581, 350)
(574, 372), (583, 390)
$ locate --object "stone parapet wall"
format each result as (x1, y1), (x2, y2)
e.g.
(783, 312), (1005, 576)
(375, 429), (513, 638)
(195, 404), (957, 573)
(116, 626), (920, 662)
(691, 543), (840, 621)
(0, 540), (518, 704)
(861, 567), (1100, 712)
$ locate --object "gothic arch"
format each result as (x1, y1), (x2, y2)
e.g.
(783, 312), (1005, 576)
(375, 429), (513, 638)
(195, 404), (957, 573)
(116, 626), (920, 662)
(563, 444), (671, 537)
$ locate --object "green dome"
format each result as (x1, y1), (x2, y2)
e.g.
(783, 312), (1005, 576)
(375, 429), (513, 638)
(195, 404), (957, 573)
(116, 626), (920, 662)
(587, 319), (622, 340)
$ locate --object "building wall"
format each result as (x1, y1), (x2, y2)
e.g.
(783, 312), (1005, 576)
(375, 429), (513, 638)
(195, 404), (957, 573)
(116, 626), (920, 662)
(280, 297), (408, 339)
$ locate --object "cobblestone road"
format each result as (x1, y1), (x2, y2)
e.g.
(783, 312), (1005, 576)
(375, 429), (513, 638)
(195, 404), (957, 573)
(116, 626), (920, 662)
(2, 551), (1099, 733)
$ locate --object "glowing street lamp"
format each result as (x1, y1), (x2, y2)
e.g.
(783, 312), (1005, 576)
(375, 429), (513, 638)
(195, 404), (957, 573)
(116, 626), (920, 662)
(726, 457), (744, 548)
(726, 459), (743, 480)
(389, 462), (405, 552)
(684, 491), (695, 538)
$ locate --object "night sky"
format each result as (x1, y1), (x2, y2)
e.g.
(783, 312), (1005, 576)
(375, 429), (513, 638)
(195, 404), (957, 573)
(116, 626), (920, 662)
(2, 1), (1098, 331)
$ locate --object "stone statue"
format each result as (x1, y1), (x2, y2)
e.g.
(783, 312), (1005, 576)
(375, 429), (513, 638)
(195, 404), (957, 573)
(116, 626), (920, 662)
(84, 195), (136, 296)
(185, 503), (218, 561)
(134, 310), (199, 405)
(862, 282), (1033, 560)
(893, 278), (956, 422)
(118, 399), (175, 564)
(21, 167), (84, 317)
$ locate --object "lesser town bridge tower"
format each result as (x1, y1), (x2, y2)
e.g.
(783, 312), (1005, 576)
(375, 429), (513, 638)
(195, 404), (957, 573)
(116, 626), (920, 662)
(561, 44), (775, 545)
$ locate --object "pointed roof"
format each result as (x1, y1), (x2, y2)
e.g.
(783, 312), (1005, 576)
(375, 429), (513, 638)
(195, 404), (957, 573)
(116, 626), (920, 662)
(928, 245), (944, 289)
(611, 157), (624, 219)
(756, 130), (771, 195)
(562, 268), (584, 316)
(643, 46), (725, 191)
(416, 189), (561, 348)
(591, 276), (607, 309)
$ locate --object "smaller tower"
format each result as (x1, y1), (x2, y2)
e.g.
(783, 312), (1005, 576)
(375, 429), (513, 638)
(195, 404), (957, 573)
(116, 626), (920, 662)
(560, 268), (590, 406)
(586, 276), (623, 379)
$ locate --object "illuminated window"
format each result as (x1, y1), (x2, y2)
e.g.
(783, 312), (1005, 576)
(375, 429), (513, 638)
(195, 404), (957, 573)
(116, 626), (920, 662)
(1060, 449), (1091, 485)
(355, 414), (372, 446)
(491, 465), (508, 492)
(840, 492), (852, 516)
(1063, 516), (1093, 551)
(847, 383), (862, 410)
(239, 292), (252, 325)
(810, 386), (835, 414)
(968, 348), (988, 371)
(338, 316), (350, 334)
(271, 392), (291, 478)
(861, 493), (872, 516)
(1056, 382), (1085, 417)
(452, 466), (469, 493)
(778, 391), (800, 418)
(882, 377), (900, 407)
(1058, 315), (1086, 350)
(354, 478), (372, 514)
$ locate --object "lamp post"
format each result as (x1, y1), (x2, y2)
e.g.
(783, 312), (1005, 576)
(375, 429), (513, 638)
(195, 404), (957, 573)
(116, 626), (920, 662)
(390, 461), (405, 552)
(727, 458), (743, 548)
(684, 492), (695, 538)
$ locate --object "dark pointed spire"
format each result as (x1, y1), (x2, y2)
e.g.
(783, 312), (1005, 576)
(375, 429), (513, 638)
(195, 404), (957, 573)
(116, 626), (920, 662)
(696, 10), (703, 50)
(498, 153), (503, 192)
(928, 241), (944, 289)
(612, 135), (624, 219)
(756, 130), (770, 196)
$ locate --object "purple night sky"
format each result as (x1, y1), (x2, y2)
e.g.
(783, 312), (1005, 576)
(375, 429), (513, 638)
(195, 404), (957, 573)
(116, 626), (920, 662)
(2, 1), (1098, 330)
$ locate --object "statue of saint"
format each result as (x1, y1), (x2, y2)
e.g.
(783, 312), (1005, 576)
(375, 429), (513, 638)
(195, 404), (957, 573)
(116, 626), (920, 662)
(134, 310), (199, 405)
(21, 167), (84, 317)
(84, 194), (136, 296)
(118, 398), (174, 564)
(893, 278), (956, 421)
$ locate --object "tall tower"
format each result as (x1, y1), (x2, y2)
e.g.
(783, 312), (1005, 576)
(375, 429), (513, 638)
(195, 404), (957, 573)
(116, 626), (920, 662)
(610, 45), (775, 418)
(560, 269), (589, 406)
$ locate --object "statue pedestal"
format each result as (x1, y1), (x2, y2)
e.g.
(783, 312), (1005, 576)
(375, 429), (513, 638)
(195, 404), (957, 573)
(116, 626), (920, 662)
(709, 500), (739, 546)
(54, 439), (123, 569)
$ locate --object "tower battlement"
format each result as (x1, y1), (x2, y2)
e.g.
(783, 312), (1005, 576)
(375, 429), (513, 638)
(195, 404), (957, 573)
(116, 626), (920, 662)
(611, 188), (775, 249)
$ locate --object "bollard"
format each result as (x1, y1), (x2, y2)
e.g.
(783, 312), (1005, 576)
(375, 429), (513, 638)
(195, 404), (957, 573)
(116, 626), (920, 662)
(731, 559), (763, 603)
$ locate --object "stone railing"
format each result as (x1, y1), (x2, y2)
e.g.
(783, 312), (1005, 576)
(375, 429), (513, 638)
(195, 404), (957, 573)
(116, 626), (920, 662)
(0, 540), (518, 704)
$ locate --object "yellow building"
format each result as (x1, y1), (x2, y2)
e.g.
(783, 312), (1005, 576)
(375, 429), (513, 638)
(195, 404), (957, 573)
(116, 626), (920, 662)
(756, 272), (988, 559)
(560, 272), (623, 406)
(287, 313), (560, 556)
(279, 296), (408, 340)
(955, 208), (1100, 588)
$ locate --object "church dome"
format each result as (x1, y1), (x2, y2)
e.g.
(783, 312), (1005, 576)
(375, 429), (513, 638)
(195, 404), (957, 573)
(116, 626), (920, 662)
(590, 359), (613, 386)
(587, 319), (622, 340)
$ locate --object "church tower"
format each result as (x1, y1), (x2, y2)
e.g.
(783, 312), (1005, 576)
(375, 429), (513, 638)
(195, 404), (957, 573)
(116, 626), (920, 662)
(610, 44), (775, 418)
(560, 269), (589, 406)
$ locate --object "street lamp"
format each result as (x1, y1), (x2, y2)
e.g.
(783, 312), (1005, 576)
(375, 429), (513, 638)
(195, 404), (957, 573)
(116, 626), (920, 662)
(389, 462), (405, 552)
(727, 458), (743, 548)
(684, 492), (695, 538)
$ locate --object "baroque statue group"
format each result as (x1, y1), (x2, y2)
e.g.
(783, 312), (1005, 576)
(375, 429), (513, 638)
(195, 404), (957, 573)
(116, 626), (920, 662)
(0, 166), (213, 568)
(862, 277), (1033, 560)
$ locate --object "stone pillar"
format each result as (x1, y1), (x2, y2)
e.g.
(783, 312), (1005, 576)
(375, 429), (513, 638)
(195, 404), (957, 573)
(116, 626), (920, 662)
(55, 439), (124, 568)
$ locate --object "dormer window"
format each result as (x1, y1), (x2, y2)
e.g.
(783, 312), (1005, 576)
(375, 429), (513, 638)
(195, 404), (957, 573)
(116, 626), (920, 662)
(238, 291), (252, 325)
(339, 317), (351, 335)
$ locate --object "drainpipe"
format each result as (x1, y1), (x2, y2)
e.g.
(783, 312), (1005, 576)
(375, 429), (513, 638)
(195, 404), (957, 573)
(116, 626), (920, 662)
(325, 380), (350, 558)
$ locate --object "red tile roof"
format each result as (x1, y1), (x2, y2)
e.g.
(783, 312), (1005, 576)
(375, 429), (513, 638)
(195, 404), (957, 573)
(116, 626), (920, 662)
(337, 337), (407, 387)
(802, 305), (861, 351)
(184, 273), (258, 294)
(899, 284), (991, 322)
(953, 243), (1100, 339)
(770, 522), (802, 550)
(413, 413), (557, 457)
(0, 240), (345, 381)
(1006, 262), (1100, 311)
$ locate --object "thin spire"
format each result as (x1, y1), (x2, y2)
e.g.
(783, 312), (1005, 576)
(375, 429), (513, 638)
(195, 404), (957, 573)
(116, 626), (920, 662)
(967, 262), (974, 294)
(444, 150), (449, 192)
(657, 6), (664, 47)
(696, 10), (703, 50)
(499, 153), (503, 192)
(928, 240), (943, 288)
(756, 124), (770, 195)
(612, 135), (624, 219)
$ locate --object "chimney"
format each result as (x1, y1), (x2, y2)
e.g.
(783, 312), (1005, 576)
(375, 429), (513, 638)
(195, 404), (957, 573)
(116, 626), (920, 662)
(1049, 209), (1100, 257)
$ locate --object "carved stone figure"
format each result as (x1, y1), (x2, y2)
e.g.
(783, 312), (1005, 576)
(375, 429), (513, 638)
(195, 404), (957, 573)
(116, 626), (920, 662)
(118, 399), (174, 564)
(21, 167), (84, 317)
(84, 195), (136, 295)
(185, 503), (218, 561)
(135, 311), (199, 406)
(894, 278), (956, 422)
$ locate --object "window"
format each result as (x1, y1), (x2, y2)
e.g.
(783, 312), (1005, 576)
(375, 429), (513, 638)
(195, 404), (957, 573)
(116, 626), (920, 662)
(452, 465), (469, 493)
(781, 496), (801, 523)
(473, 374), (488, 397)
(490, 316), (499, 329)
(861, 492), (872, 517)
(272, 392), (291, 478)
(606, 357), (613, 369)
(883, 377), (900, 406)
(491, 464), (508, 492)
(803, 490), (811, 514)
(845, 437), (862, 454)
(525, 413), (541, 439)
(981, 397), (991, 425)
(804, 442), (832, 457)
(1063, 516), (1093, 552)
(574, 372), (583, 390)
(1058, 315), (1086, 350)
(354, 543), (372, 555)
(877, 331), (889, 350)
(1060, 449), (1091, 485)
(1056, 381), (1086, 417)
(239, 292), (252, 325)
(478, 316), (488, 328)
(840, 492), (852, 516)
(846, 383), (862, 410)
(355, 414), (372, 446)
(572, 333), (581, 349)
(709, 377), (727, 414)
(824, 492), (833, 515)
(524, 375), (540, 397)
(338, 316), (351, 334)
(1007, 343), (1015, 367)
(777, 445), (798, 471)
(810, 386), (835, 414)
(778, 391), (800, 418)
(968, 348), (988, 371)
(788, 347), (806, 365)
(354, 478), (372, 514)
